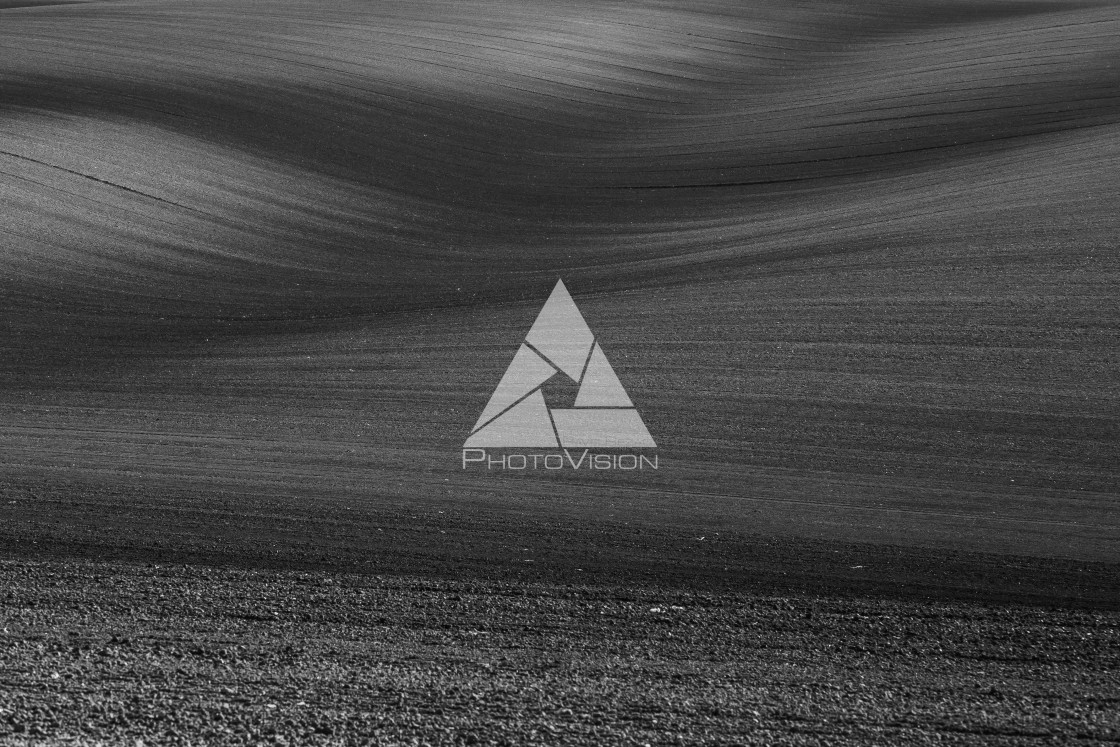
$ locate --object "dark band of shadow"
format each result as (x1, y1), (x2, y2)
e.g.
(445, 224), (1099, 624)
(0, 0), (87, 8)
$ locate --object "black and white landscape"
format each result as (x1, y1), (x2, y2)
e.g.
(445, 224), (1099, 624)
(1, 0), (1118, 743)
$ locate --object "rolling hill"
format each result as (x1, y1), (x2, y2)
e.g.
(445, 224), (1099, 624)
(1, 0), (1118, 596)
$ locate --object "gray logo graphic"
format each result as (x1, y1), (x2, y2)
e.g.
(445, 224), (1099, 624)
(465, 280), (655, 448)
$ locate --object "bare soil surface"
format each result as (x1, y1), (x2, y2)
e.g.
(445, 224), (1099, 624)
(2, 558), (1118, 746)
(1, 0), (1119, 743)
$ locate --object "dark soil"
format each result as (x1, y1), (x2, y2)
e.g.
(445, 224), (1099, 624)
(2, 558), (1118, 746)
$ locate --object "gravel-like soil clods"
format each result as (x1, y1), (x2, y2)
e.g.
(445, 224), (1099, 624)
(2, 558), (1118, 746)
